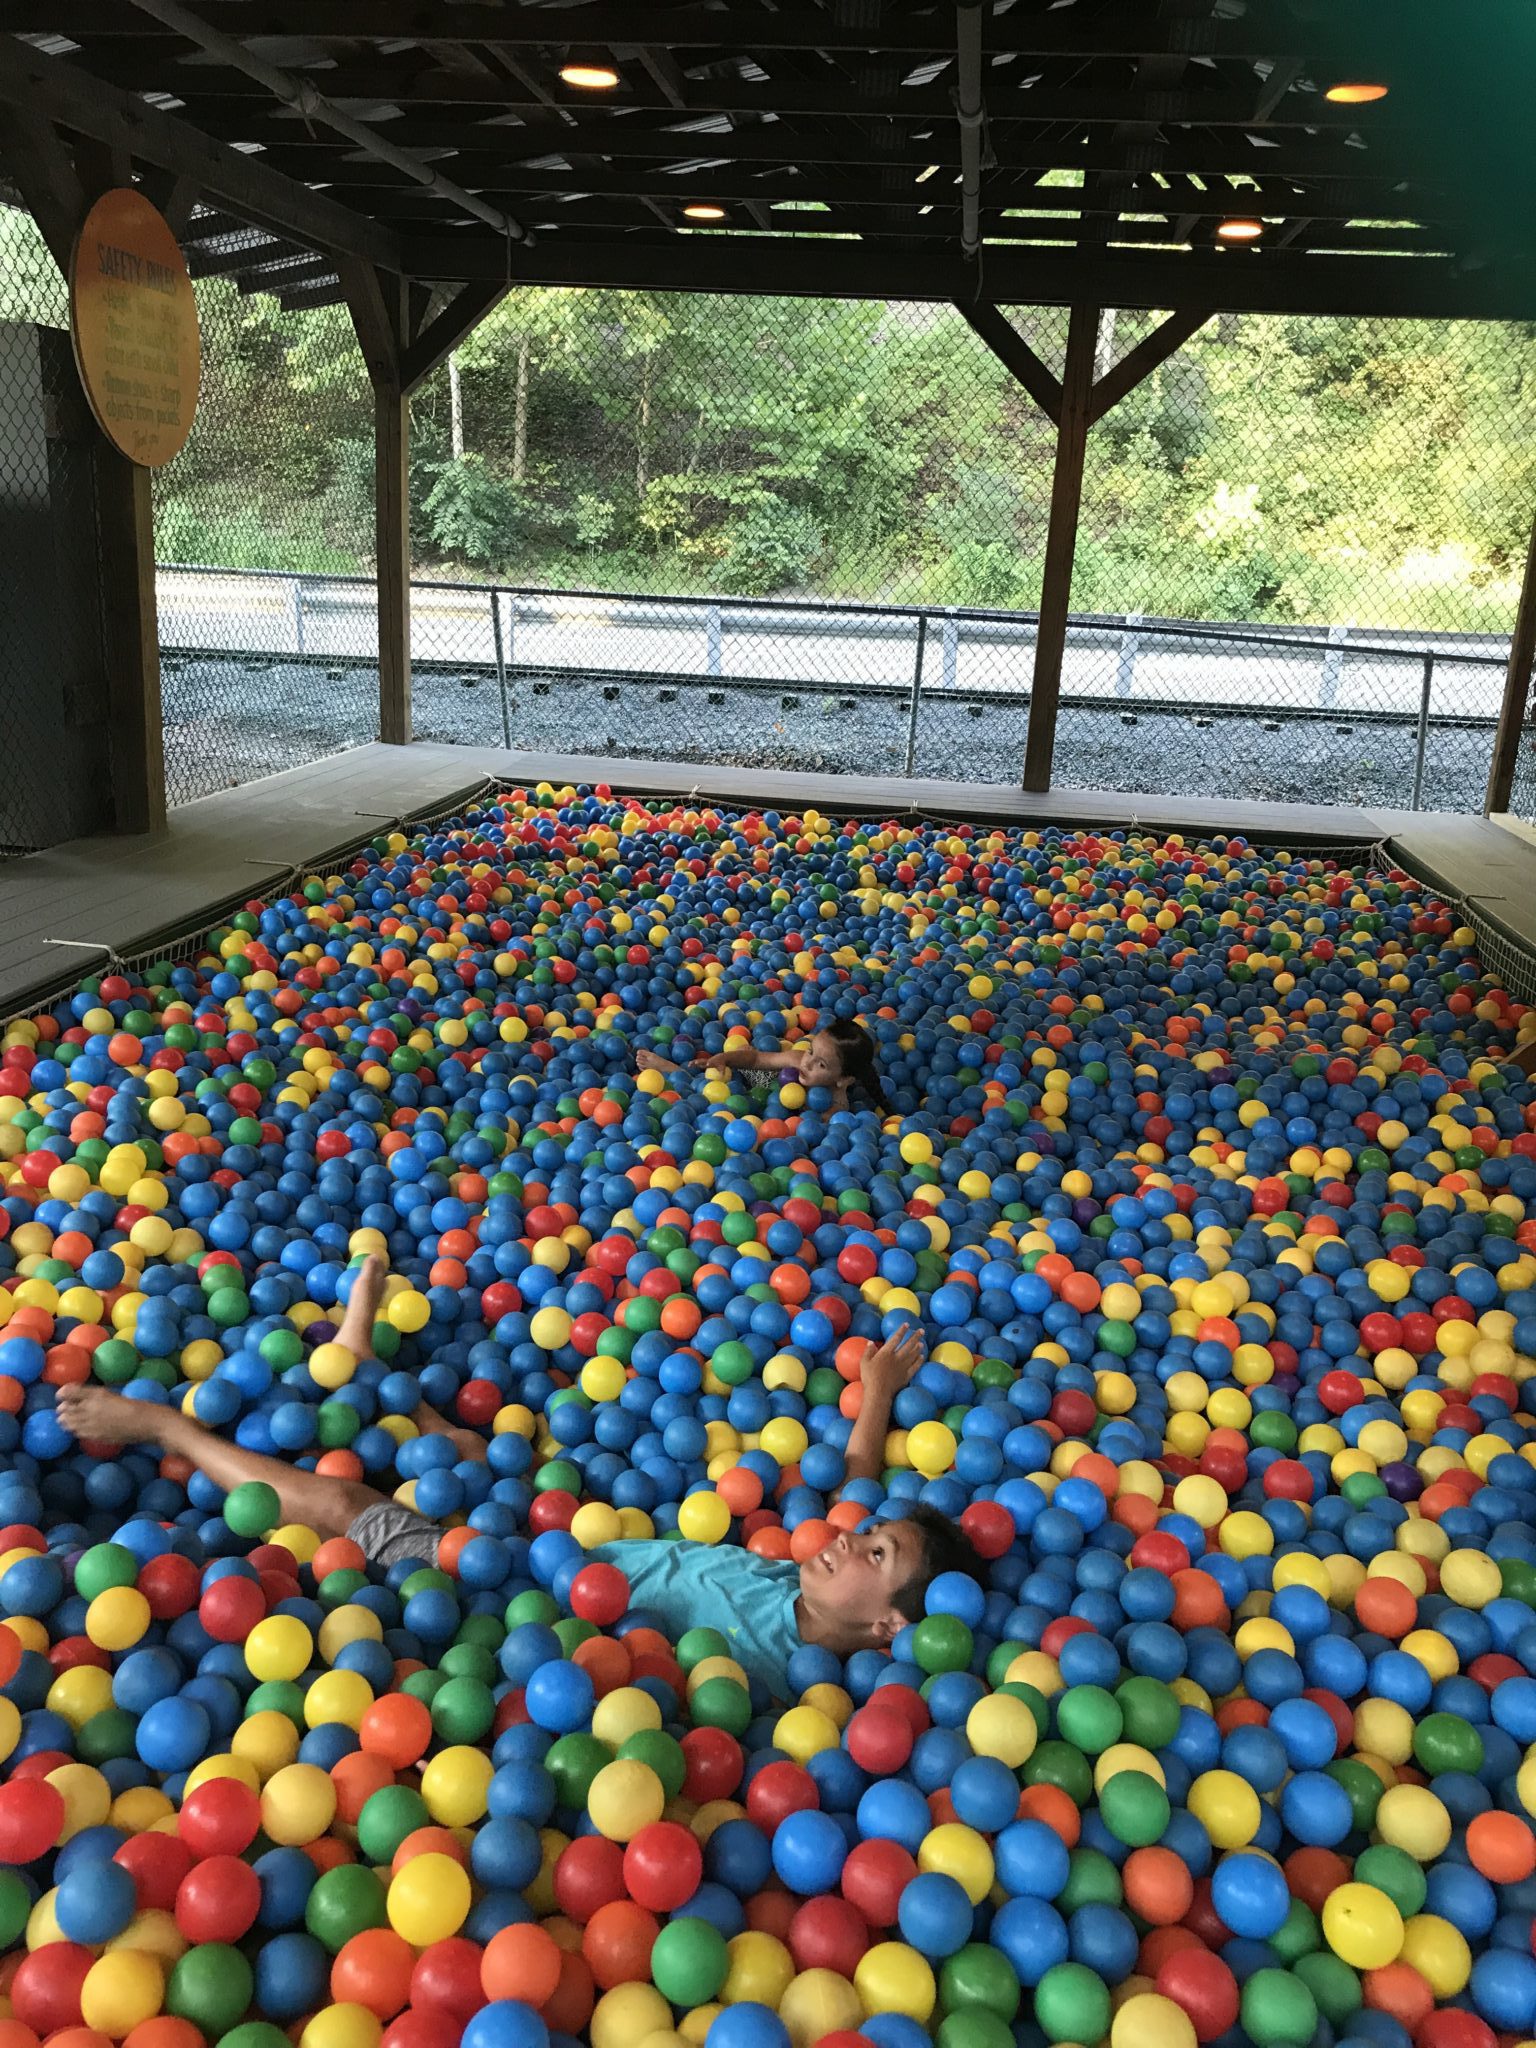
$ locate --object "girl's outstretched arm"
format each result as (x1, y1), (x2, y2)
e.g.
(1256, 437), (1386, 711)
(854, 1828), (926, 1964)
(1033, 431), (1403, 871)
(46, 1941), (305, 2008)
(839, 1325), (925, 1489)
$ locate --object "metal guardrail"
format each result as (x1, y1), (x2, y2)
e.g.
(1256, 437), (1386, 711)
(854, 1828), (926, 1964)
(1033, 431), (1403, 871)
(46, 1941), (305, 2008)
(156, 563), (1512, 810)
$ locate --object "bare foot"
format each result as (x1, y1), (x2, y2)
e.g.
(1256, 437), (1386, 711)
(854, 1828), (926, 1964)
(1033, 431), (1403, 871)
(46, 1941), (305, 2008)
(56, 1383), (171, 1447)
(333, 1253), (388, 1358)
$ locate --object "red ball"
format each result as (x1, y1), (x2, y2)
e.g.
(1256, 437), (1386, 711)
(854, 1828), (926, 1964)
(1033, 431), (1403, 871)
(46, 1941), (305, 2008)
(1416, 2015), (1495, 2048)
(568, 1563), (630, 1628)
(136, 1557), (202, 1621)
(9, 1946), (93, 2036)
(1156, 1946), (1239, 2043)
(788, 1894), (870, 1977)
(178, 1777), (261, 1858)
(553, 1836), (627, 1924)
(845, 1704), (914, 1775)
(0, 1777), (64, 1862)
(1050, 1390), (1096, 1436)
(381, 2010), (464, 2048)
(115, 1832), (193, 1912)
(840, 1839), (917, 1928)
(174, 1853), (261, 1942)
(1317, 1370), (1365, 1415)
(527, 1491), (577, 1537)
(408, 1938), (486, 2021)
(582, 1899), (658, 1992)
(196, 1574), (266, 1644)
(1261, 1460), (1314, 1502)
(680, 1727), (742, 1803)
(745, 1760), (819, 1833)
(622, 1821), (702, 1914)
(958, 1500), (1014, 1560)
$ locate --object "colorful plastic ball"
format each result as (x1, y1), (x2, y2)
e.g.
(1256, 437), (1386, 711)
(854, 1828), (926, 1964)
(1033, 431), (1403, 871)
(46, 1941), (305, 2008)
(387, 1854), (470, 1946)
(224, 1482), (280, 1538)
(1033, 1962), (1112, 2045)
(854, 1944), (936, 2026)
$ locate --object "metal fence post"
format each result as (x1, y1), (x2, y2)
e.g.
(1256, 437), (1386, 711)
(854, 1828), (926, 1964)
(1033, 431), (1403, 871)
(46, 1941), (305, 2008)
(706, 603), (723, 678)
(490, 587), (511, 748)
(1115, 610), (1142, 698)
(941, 610), (960, 692)
(292, 576), (307, 656)
(905, 612), (929, 777)
(1321, 622), (1349, 707)
(1411, 652), (1435, 811)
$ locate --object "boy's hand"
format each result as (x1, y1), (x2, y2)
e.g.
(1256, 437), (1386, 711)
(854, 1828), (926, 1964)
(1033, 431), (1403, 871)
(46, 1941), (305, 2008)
(862, 1324), (924, 1398)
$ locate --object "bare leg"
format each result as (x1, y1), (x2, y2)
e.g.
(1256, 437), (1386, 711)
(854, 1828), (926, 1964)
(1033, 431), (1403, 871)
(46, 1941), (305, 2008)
(56, 1384), (385, 1539)
(333, 1252), (388, 1359)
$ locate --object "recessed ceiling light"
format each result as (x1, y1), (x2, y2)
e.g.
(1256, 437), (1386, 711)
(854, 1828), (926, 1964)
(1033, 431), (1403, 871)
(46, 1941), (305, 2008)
(1326, 81), (1389, 104)
(1217, 217), (1265, 241)
(916, 164), (940, 184)
(560, 62), (620, 90)
(683, 203), (727, 221)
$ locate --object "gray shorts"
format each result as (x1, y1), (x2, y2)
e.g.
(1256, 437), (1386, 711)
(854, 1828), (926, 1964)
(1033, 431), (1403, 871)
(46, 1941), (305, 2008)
(347, 1500), (442, 1570)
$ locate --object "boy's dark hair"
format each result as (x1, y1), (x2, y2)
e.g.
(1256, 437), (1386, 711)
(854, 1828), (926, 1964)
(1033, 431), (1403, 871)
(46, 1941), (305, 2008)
(821, 1016), (889, 1112)
(892, 1503), (986, 1624)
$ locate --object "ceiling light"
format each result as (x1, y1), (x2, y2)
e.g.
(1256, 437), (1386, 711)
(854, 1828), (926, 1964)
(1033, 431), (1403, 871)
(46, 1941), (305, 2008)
(683, 203), (727, 220)
(1326, 81), (1389, 104)
(1217, 217), (1265, 241)
(560, 62), (620, 90)
(916, 164), (940, 184)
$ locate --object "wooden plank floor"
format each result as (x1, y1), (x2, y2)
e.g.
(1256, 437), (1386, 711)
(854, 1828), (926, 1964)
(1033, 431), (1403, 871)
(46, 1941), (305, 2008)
(3, 739), (1534, 1017)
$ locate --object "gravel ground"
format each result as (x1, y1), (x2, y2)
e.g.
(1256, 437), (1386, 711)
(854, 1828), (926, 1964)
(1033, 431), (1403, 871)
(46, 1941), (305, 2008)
(161, 652), (1498, 818)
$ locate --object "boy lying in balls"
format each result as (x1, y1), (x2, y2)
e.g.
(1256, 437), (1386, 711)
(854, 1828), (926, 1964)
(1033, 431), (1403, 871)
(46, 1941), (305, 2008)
(56, 1256), (980, 1700)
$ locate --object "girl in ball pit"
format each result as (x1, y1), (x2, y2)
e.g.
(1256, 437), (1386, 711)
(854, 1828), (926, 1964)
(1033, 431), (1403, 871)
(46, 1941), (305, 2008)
(56, 1256), (979, 1701)
(635, 1014), (889, 1114)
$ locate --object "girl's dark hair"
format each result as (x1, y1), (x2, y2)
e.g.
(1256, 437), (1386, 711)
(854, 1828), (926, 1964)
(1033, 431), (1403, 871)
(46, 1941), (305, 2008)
(820, 1017), (889, 1112)
(892, 1504), (986, 1623)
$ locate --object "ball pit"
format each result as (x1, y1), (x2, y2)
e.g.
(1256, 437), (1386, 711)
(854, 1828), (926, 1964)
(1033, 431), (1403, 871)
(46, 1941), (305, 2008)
(1, 784), (1536, 2048)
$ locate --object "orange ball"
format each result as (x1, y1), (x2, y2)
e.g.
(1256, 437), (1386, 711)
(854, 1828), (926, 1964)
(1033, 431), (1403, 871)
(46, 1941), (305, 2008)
(332, 1751), (396, 1825)
(1466, 1810), (1536, 1883)
(359, 1694), (432, 1771)
(716, 1467), (764, 1517)
(1353, 1578), (1417, 1639)
(789, 1519), (833, 1563)
(1017, 1783), (1079, 1846)
(1121, 1846), (1195, 1926)
(1284, 1847), (1353, 1914)
(581, 1900), (658, 1992)
(482, 1925), (563, 2009)
(1362, 1963), (1434, 2033)
(331, 1928), (416, 2020)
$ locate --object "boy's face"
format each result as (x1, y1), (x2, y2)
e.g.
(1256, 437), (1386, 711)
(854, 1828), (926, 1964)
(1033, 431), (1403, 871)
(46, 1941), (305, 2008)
(798, 1520), (925, 1646)
(797, 1032), (844, 1090)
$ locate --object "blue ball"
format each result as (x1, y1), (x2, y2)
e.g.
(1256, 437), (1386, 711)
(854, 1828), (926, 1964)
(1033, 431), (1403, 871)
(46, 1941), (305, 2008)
(897, 1871), (974, 1958)
(1211, 1851), (1291, 1939)
(55, 1857), (136, 1943)
(461, 2003), (550, 2048)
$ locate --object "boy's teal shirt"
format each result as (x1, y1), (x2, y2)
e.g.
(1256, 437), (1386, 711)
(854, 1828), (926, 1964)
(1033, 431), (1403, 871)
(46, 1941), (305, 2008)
(588, 1538), (802, 1698)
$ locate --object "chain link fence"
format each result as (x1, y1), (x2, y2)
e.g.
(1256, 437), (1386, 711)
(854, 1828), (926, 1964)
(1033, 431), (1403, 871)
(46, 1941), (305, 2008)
(2, 192), (1533, 825)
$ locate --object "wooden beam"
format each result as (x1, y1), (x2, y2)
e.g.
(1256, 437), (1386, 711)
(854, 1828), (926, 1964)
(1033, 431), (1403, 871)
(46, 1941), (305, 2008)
(1089, 307), (1213, 422)
(0, 33), (401, 270)
(400, 281), (508, 395)
(400, 231), (1536, 322)
(96, 447), (165, 832)
(0, 103), (85, 267)
(342, 262), (412, 748)
(137, 166), (199, 235)
(956, 301), (1062, 423)
(1023, 304), (1098, 794)
(1487, 506), (1536, 815)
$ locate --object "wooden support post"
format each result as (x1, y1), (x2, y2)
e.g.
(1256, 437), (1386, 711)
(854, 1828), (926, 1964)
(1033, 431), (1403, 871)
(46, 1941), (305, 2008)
(1023, 303), (1098, 793)
(1486, 504), (1536, 815)
(344, 261), (412, 746)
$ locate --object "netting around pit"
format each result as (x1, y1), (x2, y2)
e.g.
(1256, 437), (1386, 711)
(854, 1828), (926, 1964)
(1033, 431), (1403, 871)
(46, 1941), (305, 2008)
(3, 788), (1536, 2048)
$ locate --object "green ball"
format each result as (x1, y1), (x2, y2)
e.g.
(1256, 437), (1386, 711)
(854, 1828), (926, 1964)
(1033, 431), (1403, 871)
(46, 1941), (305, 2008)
(1054, 1685), (1122, 1755)
(1270, 1898), (1321, 1964)
(356, 1785), (430, 1864)
(1352, 1843), (1427, 1919)
(402, 1670), (446, 1707)
(431, 1675), (495, 1743)
(243, 1679), (306, 1726)
(936, 2015), (1014, 2048)
(1058, 1847), (1123, 1912)
(0, 1869), (30, 1948)
(73, 1542), (139, 1601)
(505, 1590), (559, 1630)
(1115, 1676), (1181, 1750)
(689, 1676), (752, 1736)
(1294, 1951), (1363, 2026)
(218, 2027), (292, 2048)
(913, 1614), (974, 1675)
(167, 1945), (254, 2037)
(618, 1729), (688, 1801)
(677, 1626), (731, 1671)
(77, 1707), (139, 1764)
(439, 1643), (497, 1684)
(1412, 1711), (1483, 1777)
(304, 1863), (388, 1953)
(1034, 1962), (1111, 2045)
(650, 1916), (729, 2006)
(1097, 1770), (1170, 1848)
(1240, 1968), (1318, 2048)
(1326, 1758), (1384, 1833)
(318, 1568), (369, 1611)
(546, 1733), (611, 1808)
(1024, 1741), (1093, 1807)
(223, 1480), (280, 1538)
(939, 1943), (1021, 2020)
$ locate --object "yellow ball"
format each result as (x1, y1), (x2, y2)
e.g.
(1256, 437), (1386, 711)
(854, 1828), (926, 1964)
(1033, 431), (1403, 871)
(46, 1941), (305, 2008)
(854, 1942), (936, 2025)
(1376, 1784), (1452, 1861)
(260, 1762), (337, 1846)
(86, 1586), (151, 1652)
(302, 2005), (382, 2048)
(1187, 1770), (1261, 1849)
(677, 1491), (731, 1545)
(570, 1502), (624, 1550)
(773, 1705), (840, 1765)
(1322, 1882), (1404, 1970)
(965, 1693), (1038, 1769)
(245, 1615), (313, 1684)
(303, 1668), (372, 1731)
(779, 1968), (864, 2048)
(1352, 1698), (1415, 1767)
(899, 1133), (934, 1167)
(421, 1744), (493, 1826)
(906, 1421), (957, 1477)
(760, 1417), (809, 1466)
(81, 1948), (165, 2037)
(591, 1686), (663, 1748)
(387, 1851), (471, 1944)
(47, 1666), (114, 1731)
(48, 1762), (110, 1841)
(722, 1930), (795, 2008)
(232, 1710), (300, 1780)
(1440, 1549), (1503, 1609)
(309, 1341), (358, 1391)
(591, 1986), (673, 2048)
(1112, 1992), (1198, 2048)
(386, 1289), (431, 1333)
(530, 1305), (573, 1351)
(1172, 1475), (1228, 1528)
(580, 1356), (627, 1403)
(917, 1823), (995, 1906)
(1399, 1913), (1471, 1997)
(587, 1759), (665, 1842)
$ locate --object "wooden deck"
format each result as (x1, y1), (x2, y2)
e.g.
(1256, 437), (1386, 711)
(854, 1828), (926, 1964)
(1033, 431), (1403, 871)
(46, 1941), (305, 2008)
(3, 741), (1534, 1018)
